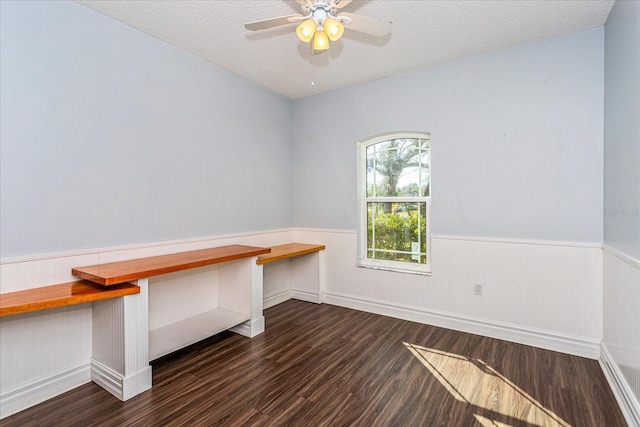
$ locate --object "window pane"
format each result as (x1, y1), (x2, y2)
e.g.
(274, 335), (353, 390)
(366, 138), (429, 198)
(366, 144), (383, 197)
(367, 202), (427, 264)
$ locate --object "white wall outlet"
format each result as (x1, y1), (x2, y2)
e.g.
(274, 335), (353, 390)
(474, 283), (483, 296)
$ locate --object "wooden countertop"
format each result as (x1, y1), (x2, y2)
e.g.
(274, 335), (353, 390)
(256, 243), (325, 265)
(0, 280), (140, 317)
(72, 244), (271, 286)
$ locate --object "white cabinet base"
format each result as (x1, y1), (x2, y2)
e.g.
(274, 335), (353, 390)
(91, 278), (151, 401)
(90, 255), (266, 400)
(91, 358), (152, 401)
(149, 308), (249, 360)
(229, 316), (265, 338)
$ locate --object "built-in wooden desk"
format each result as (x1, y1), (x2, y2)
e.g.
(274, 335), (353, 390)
(257, 243), (326, 306)
(71, 244), (270, 402)
(1, 243), (324, 404)
(0, 280), (139, 317)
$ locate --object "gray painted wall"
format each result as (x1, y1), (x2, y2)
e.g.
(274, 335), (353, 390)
(0, 1), (612, 257)
(0, 1), (293, 257)
(604, 0), (640, 260)
(293, 28), (605, 244)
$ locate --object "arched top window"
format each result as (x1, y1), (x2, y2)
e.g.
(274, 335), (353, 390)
(357, 132), (431, 274)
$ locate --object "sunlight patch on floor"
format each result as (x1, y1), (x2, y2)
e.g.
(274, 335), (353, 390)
(404, 342), (571, 427)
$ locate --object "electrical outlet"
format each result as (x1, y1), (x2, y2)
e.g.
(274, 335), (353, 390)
(474, 283), (483, 296)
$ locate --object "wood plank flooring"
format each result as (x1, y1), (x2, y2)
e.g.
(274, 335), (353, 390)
(1, 300), (627, 426)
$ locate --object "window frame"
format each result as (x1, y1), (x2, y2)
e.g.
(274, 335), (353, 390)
(357, 132), (432, 275)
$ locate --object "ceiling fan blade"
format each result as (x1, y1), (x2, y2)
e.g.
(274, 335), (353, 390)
(244, 14), (304, 31)
(332, 0), (354, 9)
(295, 0), (313, 8)
(338, 12), (392, 37)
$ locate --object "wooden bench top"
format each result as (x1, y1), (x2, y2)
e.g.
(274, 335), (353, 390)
(256, 243), (325, 265)
(72, 244), (271, 286)
(0, 280), (140, 317)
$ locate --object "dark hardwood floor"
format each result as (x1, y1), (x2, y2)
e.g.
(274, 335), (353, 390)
(2, 300), (627, 426)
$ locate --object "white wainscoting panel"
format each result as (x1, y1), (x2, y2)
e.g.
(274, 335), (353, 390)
(0, 305), (92, 419)
(263, 260), (292, 309)
(602, 246), (640, 426)
(0, 362), (90, 420)
(0, 253), (101, 293)
(291, 251), (322, 304)
(293, 229), (603, 358)
(92, 296), (125, 374)
(217, 259), (253, 316)
(149, 266), (220, 331)
(0, 227), (611, 419)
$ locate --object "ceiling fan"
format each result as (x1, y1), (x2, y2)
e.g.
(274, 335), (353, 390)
(244, 0), (392, 51)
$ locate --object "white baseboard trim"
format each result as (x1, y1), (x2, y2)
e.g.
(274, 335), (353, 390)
(229, 317), (265, 338)
(324, 291), (601, 359)
(264, 290), (322, 309)
(600, 343), (640, 427)
(91, 359), (122, 400)
(0, 362), (91, 420)
(291, 288), (321, 304)
(264, 290), (291, 310)
(121, 366), (153, 401)
(91, 359), (152, 401)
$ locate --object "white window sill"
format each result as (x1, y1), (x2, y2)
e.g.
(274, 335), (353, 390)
(356, 264), (432, 276)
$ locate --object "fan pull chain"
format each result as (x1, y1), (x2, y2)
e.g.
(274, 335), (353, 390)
(310, 43), (316, 95)
(310, 43), (315, 90)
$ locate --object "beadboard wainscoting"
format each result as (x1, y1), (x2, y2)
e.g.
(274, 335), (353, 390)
(0, 228), (611, 419)
(293, 229), (604, 358)
(602, 246), (640, 426)
(0, 306), (92, 419)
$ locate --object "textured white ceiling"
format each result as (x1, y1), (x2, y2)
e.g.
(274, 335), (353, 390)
(76, 0), (614, 99)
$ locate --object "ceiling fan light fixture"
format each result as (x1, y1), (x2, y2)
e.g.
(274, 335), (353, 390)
(244, 0), (393, 53)
(323, 17), (344, 41)
(296, 18), (317, 43)
(313, 29), (330, 51)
